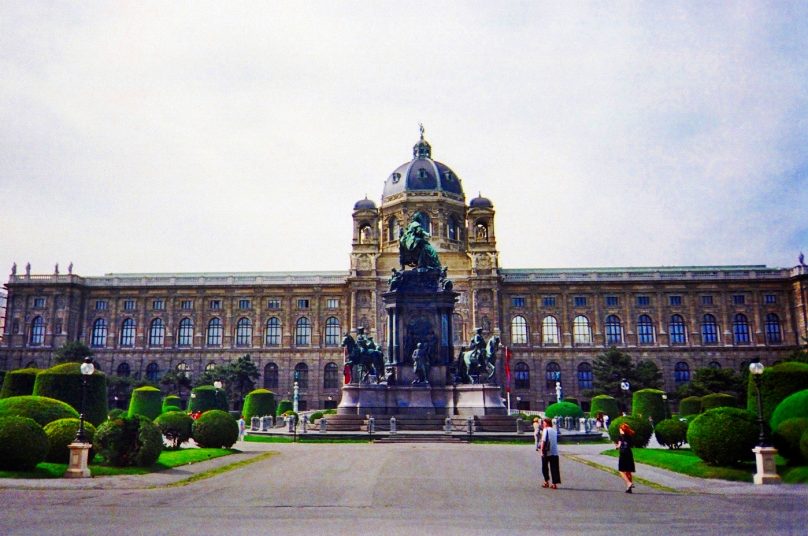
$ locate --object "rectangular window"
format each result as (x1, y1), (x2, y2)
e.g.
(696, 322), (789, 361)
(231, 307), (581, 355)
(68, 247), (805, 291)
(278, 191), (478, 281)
(732, 294), (745, 305)
(605, 296), (619, 307)
(297, 299), (310, 309)
(574, 296), (587, 307)
(267, 298), (281, 309)
(180, 300), (193, 310)
(209, 300), (222, 310)
(542, 296), (556, 307)
(239, 299), (251, 310)
(123, 299), (136, 311)
(637, 295), (650, 306)
(669, 295), (682, 306)
(701, 295), (713, 306)
(152, 299), (165, 310)
(764, 294), (776, 304)
(511, 296), (525, 308)
(95, 300), (108, 311)
(326, 298), (339, 309)
(33, 297), (46, 308)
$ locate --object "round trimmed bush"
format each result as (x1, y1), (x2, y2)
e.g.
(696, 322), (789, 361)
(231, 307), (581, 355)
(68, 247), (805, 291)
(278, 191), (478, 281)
(108, 408), (125, 420)
(631, 389), (666, 425)
(773, 418), (808, 464)
(701, 393), (737, 411)
(607, 415), (653, 447)
(747, 362), (808, 423)
(128, 386), (163, 420)
(33, 362), (108, 426)
(0, 395), (80, 426)
(43, 418), (97, 463)
(679, 396), (703, 416)
(687, 407), (758, 466)
(188, 385), (228, 414)
(770, 388), (808, 432)
(563, 397), (579, 407)
(589, 395), (619, 420)
(801, 428), (808, 462)
(162, 395), (182, 412)
(155, 411), (193, 449)
(544, 401), (584, 419)
(0, 416), (48, 470)
(0, 368), (41, 399)
(309, 411), (325, 424)
(162, 405), (182, 414)
(654, 418), (688, 449)
(94, 414), (163, 467)
(276, 399), (293, 417)
(243, 389), (276, 421)
(192, 409), (238, 448)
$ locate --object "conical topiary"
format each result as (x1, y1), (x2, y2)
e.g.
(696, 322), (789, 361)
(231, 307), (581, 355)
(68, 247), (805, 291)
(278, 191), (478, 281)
(128, 386), (163, 420)
(33, 363), (108, 426)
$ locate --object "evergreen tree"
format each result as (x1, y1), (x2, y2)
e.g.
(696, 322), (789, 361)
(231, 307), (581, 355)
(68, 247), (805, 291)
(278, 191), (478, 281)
(592, 347), (635, 398)
(54, 341), (93, 364)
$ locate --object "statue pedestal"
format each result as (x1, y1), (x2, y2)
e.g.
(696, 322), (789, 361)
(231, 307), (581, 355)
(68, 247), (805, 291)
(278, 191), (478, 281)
(64, 442), (92, 478)
(752, 446), (781, 485)
(337, 383), (506, 417)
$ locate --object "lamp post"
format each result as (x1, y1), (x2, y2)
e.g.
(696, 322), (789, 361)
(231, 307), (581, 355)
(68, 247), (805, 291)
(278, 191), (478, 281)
(65, 357), (94, 478)
(620, 379), (630, 415)
(76, 357), (95, 442)
(661, 393), (669, 420)
(749, 360), (780, 485)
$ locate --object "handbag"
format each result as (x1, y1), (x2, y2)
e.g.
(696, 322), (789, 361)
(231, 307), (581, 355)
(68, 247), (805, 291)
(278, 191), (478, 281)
(541, 429), (550, 456)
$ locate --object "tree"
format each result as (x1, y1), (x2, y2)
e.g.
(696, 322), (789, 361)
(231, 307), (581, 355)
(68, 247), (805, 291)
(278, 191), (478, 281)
(159, 370), (192, 395)
(592, 347), (634, 398)
(195, 354), (260, 409)
(54, 341), (93, 364)
(676, 367), (746, 405)
(634, 360), (663, 390)
(107, 374), (136, 409)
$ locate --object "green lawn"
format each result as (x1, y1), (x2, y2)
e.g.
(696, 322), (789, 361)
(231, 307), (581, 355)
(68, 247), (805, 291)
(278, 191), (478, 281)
(244, 435), (369, 444)
(0, 448), (235, 479)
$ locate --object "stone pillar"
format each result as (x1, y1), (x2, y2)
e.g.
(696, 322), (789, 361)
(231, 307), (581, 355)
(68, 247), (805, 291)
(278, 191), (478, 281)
(64, 442), (92, 478)
(752, 446), (781, 485)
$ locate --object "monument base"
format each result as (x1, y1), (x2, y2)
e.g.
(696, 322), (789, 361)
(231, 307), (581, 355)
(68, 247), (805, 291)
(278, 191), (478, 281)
(337, 383), (506, 416)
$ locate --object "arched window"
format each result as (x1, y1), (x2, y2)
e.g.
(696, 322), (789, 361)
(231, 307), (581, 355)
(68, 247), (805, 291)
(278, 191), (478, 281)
(765, 313), (782, 344)
(206, 318), (223, 347)
(324, 362), (339, 389)
(91, 318), (108, 348)
(387, 217), (400, 241)
(265, 317), (281, 346)
(116, 362), (131, 377)
(263, 362), (278, 389)
(324, 317), (340, 346)
(733, 314), (750, 344)
(475, 222), (488, 241)
(452, 313), (464, 345)
(674, 362), (690, 386)
(542, 316), (559, 345)
(176, 362), (191, 378)
(294, 362), (309, 389)
(295, 317), (311, 346)
(30, 316), (45, 346)
(573, 315), (592, 345)
(514, 362), (530, 389)
(359, 224), (372, 244)
(577, 362), (593, 390)
(701, 314), (719, 344)
(205, 362), (216, 372)
(148, 318), (165, 346)
(236, 317), (252, 347)
(120, 318), (136, 347)
(669, 315), (686, 345)
(510, 316), (528, 345)
(25, 360), (38, 368)
(177, 318), (193, 347)
(545, 362), (561, 390)
(708, 361), (721, 369)
(447, 216), (459, 241)
(413, 211), (431, 234)
(145, 362), (160, 382)
(637, 315), (655, 345)
(605, 315), (623, 345)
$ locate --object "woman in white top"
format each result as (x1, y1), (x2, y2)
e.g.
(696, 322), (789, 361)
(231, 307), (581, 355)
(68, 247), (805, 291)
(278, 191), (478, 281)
(539, 417), (561, 489)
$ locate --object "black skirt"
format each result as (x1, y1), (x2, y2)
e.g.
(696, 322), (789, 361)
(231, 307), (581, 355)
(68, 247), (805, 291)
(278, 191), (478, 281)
(618, 447), (635, 472)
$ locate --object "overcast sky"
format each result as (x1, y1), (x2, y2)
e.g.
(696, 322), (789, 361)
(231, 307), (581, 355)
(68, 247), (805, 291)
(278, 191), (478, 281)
(1, 1), (806, 278)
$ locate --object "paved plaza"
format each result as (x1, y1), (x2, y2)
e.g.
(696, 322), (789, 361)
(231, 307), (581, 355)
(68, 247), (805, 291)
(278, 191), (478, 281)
(1, 441), (806, 535)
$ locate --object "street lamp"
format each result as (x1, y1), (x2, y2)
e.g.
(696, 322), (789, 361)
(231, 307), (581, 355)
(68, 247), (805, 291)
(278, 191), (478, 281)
(65, 357), (94, 478)
(620, 379), (630, 415)
(661, 393), (669, 419)
(749, 361), (766, 446)
(213, 380), (223, 389)
(75, 357), (95, 443)
(749, 360), (780, 485)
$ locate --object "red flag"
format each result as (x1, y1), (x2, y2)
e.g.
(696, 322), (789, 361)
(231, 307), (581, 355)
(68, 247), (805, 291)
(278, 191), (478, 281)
(504, 346), (512, 393)
(343, 346), (351, 385)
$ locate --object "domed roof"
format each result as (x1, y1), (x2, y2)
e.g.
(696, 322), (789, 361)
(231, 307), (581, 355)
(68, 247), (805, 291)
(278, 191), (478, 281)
(382, 128), (464, 200)
(353, 196), (377, 210)
(469, 194), (493, 209)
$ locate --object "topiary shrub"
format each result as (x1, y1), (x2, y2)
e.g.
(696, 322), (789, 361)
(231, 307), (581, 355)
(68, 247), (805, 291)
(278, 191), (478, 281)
(108, 408), (125, 420)
(128, 386), (163, 420)
(162, 395), (182, 412)
(678, 396), (703, 416)
(243, 389), (276, 421)
(770, 388), (808, 432)
(0, 416), (49, 470)
(801, 428), (808, 463)
(43, 418), (97, 463)
(162, 405), (182, 414)
(0, 395), (80, 426)
(154, 411), (193, 449)
(188, 385), (228, 414)
(589, 395), (619, 420)
(276, 399), (293, 417)
(309, 411), (325, 424)
(545, 401), (584, 419)
(93, 414), (163, 467)
(701, 393), (737, 411)
(0, 368), (41, 399)
(631, 389), (666, 425)
(563, 397), (579, 407)
(654, 418), (688, 449)
(746, 362), (808, 424)
(773, 418), (808, 464)
(192, 409), (238, 448)
(607, 415), (653, 448)
(687, 407), (758, 466)
(33, 362), (108, 426)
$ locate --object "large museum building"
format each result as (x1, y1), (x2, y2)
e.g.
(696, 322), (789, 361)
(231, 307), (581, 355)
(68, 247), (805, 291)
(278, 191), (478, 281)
(2, 133), (807, 411)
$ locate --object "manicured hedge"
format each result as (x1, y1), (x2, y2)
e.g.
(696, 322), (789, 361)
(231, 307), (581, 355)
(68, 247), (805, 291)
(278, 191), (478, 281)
(687, 407), (758, 466)
(607, 415), (653, 448)
(275, 399), (293, 417)
(0, 395), (80, 426)
(544, 401), (584, 419)
(189, 385), (228, 414)
(162, 395), (182, 412)
(192, 409), (238, 448)
(589, 395), (619, 420)
(678, 396), (702, 416)
(746, 362), (808, 423)
(309, 411), (325, 424)
(128, 386), (163, 420)
(631, 389), (666, 425)
(773, 418), (808, 464)
(155, 411), (193, 449)
(43, 418), (97, 463)
(108, 408), (126, 420)
(33, 363), (108, 426)
(770, 389), (808, 432)
(654, 418), (688, 449)
(700, 393), (737, 411)
(94, 414), (163, 467)
(801, 428), (808, 462)
(0, 368), (41, 399)
(243, 389), (276, 421)
(162, 405), (182, 414)
(0, 416), (49, 470)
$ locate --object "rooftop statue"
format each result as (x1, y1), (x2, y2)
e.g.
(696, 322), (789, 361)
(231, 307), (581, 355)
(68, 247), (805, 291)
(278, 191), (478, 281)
(399, 220), (441, 271)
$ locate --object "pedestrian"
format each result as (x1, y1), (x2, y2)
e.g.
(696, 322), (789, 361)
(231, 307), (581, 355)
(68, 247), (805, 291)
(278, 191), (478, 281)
(532, 417), (541, 451)
(616, 422), (636, 493)
(539, 417), (561, 489)
(237, 415), (246, 441)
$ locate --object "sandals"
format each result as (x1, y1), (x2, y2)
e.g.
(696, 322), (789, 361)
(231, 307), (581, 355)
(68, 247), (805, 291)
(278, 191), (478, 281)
(550, 484), (558, 490)
(542, 482), (550, 488)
